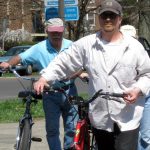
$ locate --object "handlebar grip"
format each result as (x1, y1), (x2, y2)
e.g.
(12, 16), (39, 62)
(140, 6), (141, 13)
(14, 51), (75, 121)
(111, 93), (124, 98)
(18, 91), (42, 99)
(81, 77), (89, 83)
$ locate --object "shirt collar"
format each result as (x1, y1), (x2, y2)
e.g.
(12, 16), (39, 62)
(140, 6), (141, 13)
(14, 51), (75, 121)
(46, 39), (65, 53)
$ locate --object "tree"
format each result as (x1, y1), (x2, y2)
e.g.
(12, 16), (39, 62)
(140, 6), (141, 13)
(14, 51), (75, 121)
(66, 0), (100, 41)
(138, 0), (150, 42)
(120, 0), (150, 42)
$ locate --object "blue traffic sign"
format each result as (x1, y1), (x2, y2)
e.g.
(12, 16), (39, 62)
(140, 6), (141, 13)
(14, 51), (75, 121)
(44, 0), (78, 6)
(45, 6), (79, 21)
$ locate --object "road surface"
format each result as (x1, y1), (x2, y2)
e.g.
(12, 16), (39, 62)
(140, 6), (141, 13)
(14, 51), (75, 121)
(0, 77), (88, 100)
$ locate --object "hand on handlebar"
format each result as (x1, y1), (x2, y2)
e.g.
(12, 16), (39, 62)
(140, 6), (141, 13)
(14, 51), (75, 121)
(0, 62), (10, 69)
(123, 87), (142, 104)
(34, 77), (49, 95)
(78, 72), (89, 83)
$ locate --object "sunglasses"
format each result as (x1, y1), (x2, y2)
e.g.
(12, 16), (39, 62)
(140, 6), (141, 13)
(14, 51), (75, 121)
(100, 12), (118, 20)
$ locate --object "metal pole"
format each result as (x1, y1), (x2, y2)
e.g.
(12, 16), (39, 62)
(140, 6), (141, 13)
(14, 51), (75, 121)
(2, 18), (7, 50)
(58, 0), (64, 21)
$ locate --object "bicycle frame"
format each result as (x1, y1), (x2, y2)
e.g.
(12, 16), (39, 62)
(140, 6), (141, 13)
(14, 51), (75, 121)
(68, 90), (124, 150)
(16, 96), (35, 150)
(68, 96), (95, 150)
(72, 119), (90, 150)
(0, 68), (42, 150)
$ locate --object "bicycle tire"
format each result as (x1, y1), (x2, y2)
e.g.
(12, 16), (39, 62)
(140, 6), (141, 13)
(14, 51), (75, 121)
(90, 135), (98, 150)
(17, 119), (32, 150)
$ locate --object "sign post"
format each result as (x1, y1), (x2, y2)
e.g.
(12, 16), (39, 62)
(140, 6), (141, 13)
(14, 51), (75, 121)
(58, 0), (64, 21)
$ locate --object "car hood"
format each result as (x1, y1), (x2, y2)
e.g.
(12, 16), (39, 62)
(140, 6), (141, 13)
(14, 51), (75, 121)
(0, 56), (12, 62)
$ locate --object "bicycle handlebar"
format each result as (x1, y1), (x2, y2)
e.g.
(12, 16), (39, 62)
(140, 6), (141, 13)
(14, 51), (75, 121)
(0, 67), (124, 103)
(69, 89), (124, 106)
(0, 67), (40, 99)
(0, 67), (70, 99)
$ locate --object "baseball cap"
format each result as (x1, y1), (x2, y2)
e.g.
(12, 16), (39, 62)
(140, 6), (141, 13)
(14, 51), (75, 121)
(99, 0), (122, 16)
(45, 18), (64, 32)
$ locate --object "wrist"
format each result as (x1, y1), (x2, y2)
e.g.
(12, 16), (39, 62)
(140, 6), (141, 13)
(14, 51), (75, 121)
(8, 64), (12, 68)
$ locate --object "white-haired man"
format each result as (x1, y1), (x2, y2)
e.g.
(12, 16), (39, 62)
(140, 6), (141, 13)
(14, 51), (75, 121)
(0, 18), (79, 150)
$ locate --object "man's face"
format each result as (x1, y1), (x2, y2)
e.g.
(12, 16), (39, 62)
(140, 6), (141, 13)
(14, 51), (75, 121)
(47, 31), (63, 44)
(99, 11), (122, 33)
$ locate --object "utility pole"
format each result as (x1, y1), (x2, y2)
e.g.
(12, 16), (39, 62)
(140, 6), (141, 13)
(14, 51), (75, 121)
(58, 0), (64, 22)
(2, 18), (7, 50)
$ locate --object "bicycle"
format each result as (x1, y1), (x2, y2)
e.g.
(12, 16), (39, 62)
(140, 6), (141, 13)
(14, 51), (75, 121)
(0, 67), (124, 150)
(63, 89), (124, 150)
(0, 67), (42, 150)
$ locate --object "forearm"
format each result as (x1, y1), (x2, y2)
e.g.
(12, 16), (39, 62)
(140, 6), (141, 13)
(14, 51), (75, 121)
(0, 55), (21, 69)
(8, 55), (21, 66)
(68, 69), (83, 79)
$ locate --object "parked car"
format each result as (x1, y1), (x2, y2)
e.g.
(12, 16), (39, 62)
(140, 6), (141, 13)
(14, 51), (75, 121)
(0, 45), (38, 75)
(138, 37), (150, 57)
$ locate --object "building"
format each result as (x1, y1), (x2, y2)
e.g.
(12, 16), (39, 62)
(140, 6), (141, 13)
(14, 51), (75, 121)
(0, 0), (100, 44)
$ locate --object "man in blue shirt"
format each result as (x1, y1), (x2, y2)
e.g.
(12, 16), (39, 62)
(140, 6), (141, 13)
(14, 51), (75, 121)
(0, 18), (79, 150)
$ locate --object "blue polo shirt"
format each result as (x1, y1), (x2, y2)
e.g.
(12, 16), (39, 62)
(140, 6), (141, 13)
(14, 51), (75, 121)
(19, 38), (74, 87)
(19, 38), (72, 71)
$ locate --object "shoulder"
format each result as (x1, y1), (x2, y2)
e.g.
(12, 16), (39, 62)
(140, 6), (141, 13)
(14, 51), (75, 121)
(32, 40), (46, 48)
(123, 34), (143, 48)
(74, 33), (97, 45)
(63, 38), (72, 44)
(123, 35), (147, 56)
(62, 38), (73, 49)
(20, 40), (47, 56)
(80, 33), (97, 41)
(24, 40), (46, 52)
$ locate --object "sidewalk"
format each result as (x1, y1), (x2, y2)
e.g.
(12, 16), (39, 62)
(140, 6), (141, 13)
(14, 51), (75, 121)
(0, 119), (64, 150)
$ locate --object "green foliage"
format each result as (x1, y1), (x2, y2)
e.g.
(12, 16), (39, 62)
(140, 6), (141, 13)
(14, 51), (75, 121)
(18, 41), (37, 46)
(4, 41), (19, 51)
(4, 41), (37, 51)
(0, 50), (7, 56)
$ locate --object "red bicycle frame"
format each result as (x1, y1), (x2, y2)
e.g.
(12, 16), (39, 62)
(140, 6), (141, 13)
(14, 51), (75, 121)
(71, 119), (90, 150)
(67, 89), (123, 150)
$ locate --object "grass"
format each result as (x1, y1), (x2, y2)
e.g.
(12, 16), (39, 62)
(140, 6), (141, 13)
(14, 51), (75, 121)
(0, 93), (88, 123)
(0, 98), (44, 123)
(0, 71), (38, 77)
(1, 72), (15, 77)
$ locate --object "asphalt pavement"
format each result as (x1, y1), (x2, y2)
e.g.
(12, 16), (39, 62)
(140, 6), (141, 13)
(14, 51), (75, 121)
(0, 77), (88, 100)
(0, 118), (64, 150)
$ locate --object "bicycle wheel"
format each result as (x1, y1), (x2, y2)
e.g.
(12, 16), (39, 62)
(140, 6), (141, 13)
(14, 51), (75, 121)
(16, 119), (32, 150)
(90, 134), (98, 150)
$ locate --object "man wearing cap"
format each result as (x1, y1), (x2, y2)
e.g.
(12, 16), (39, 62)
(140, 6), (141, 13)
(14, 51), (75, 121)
(0, 18), (79, 150)
(34, 1), (150, 150)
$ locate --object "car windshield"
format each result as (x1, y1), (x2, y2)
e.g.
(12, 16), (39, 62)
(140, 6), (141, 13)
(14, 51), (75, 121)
(3, 47), (28, 56)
